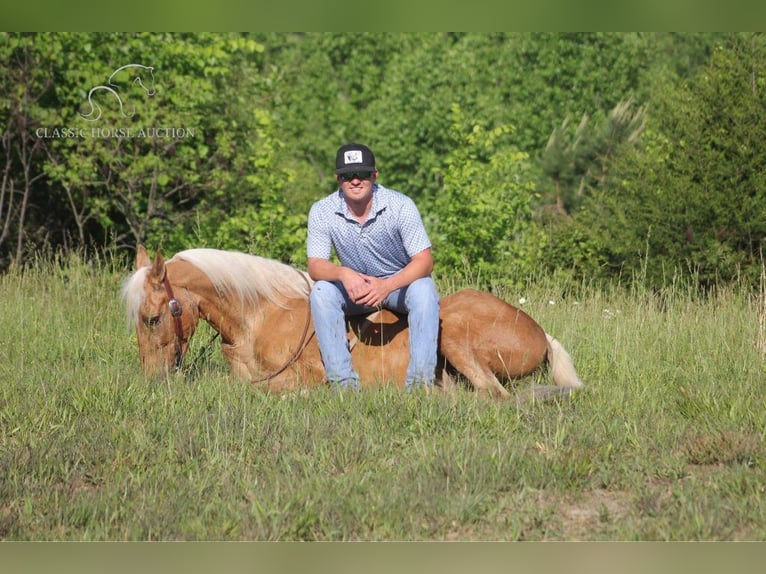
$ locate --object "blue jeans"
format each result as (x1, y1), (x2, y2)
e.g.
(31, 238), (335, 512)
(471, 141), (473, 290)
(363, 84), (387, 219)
(309, 277), (440, 390)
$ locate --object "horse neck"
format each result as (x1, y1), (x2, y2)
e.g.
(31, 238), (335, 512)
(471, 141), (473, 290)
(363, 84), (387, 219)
(167, 259), (261, 344)
(207, 288), (308, 350)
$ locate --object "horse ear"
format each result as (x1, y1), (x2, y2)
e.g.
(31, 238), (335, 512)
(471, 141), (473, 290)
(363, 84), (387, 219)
(148, 251), (167, 284)
(136, 245), (150, 269)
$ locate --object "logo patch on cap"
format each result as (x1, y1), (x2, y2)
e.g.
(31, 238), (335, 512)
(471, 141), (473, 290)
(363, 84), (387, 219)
(344, 150), (363, 165)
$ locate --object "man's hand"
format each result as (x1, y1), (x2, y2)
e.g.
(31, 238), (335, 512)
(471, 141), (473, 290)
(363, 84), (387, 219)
(351, 274), (392, 308)
(308, 248), (434, 309)
(342, 272), (390, 308)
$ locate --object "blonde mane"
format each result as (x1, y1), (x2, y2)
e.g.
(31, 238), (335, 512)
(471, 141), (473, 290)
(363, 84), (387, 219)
(122, 249), (312, 328)
(122, 267), (151, 329)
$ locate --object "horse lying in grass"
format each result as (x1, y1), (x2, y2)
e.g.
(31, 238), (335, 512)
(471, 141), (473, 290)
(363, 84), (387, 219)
(122, 246), (584, 400)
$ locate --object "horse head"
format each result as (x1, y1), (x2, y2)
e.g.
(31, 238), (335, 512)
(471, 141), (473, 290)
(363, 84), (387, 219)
(126, 245), (200, 378)
(131, 65), (156, 97)
(108, 64), (156, 97)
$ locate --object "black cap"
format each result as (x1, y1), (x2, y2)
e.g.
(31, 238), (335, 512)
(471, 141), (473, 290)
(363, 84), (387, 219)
(335, 143), (376, 174)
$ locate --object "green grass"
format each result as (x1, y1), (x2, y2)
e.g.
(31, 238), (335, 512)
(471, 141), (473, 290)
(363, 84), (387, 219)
(1, 254), (765, 540)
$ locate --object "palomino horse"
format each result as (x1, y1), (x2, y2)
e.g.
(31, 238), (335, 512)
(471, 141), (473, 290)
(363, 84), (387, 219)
(122, 246), (584, 399)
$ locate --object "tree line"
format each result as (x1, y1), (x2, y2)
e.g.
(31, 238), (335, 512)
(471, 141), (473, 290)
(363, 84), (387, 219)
(2, 32), (764, 289)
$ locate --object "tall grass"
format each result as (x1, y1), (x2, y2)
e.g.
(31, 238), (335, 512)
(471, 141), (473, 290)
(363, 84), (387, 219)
(1, 253), (764, 540)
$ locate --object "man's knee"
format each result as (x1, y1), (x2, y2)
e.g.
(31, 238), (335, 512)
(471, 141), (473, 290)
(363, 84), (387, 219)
(310, 280), (343, 309)
(406, 278), (440, 312)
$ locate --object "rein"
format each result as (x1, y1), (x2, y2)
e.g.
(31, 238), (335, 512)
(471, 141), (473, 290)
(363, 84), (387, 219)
(162, 274), (186, 370)
(250, 270), (314, 384)
(161, 272), (220, 373)
(162, 266), (314, 382)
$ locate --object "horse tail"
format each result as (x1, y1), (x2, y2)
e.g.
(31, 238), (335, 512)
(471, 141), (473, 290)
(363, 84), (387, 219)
(517, 334), (585, 403)
(545, 333), (584, 389)
(79, 85), (132, 122)
(80, 89), (103, 121)
(516, 333), (584, 404)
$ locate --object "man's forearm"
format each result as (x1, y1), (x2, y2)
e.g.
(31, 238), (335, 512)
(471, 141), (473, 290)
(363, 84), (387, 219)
(307, 258), (352, 282)
(381, 249), (434, 292)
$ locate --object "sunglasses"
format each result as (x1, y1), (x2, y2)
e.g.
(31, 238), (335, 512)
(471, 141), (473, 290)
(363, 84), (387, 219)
(338, 171), (374, 182)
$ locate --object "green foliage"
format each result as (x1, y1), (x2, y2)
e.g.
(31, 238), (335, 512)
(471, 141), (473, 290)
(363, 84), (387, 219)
(4, 32), (760, 291)
(0, 33), (276, 259)
(559, 33), (766, 287)
(429, 105), (545, 286)
(191, 107), (307, 263)
(539, 98), (647, 216)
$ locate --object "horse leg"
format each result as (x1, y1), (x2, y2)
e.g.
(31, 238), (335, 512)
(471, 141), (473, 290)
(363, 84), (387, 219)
(436, 368), (457, 394)
(452, 358), (511, 399)
(220, 344), (252, 380)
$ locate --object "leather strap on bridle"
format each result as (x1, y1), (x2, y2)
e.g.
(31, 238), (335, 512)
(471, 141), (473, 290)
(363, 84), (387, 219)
(161, 267), (315, 382)
(162, 273), (186, 371)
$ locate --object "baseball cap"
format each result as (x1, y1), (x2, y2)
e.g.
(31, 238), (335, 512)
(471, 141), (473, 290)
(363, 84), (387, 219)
(335, 143), (376, 174)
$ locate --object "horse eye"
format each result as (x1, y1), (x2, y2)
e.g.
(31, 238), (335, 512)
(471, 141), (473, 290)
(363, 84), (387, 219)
(144, 315), (161, 328)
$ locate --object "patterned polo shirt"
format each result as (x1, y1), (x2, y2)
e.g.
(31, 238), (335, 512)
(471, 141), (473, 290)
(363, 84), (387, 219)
(307, 183), (432, 279)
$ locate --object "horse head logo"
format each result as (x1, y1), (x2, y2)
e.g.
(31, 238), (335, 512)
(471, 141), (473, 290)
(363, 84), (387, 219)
(80, 64), (156, 122)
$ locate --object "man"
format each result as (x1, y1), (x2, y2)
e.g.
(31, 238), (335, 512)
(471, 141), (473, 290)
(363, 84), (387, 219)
(306, 143), (440, 390)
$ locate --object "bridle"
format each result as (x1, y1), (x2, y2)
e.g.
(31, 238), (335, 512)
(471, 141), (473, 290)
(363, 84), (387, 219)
(162, 274), (186, 371)
(160, 268), (314, 382)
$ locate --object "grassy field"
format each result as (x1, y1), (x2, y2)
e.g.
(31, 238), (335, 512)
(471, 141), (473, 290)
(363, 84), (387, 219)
(1, 253), (765, 541)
